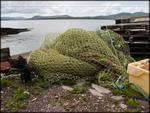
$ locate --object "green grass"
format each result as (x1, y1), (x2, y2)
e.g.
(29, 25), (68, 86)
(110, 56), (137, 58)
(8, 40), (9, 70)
(125, 109), (138, 112)
(36, 80), (49, 89)
(2, 76), (52, 110)
(79, 95), (87, 102)
(70, 84), (86, 94)
(56, 79), (77, 86)
(5, 88), (30, 110)
(112, 84), (144, 99)
(50, 99), (58, 107)
(125, 98), (140, 108)
(14, 88), (30, 101)
(29, 79), (50, 95)
(1, 79), (13, 87)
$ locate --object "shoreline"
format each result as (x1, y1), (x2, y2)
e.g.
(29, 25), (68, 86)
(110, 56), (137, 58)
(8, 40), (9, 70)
(11, 51), (31, 59)
(1, 28), (30, 36)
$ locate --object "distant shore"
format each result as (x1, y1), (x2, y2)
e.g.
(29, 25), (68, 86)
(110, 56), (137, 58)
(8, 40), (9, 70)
(1, 28), (30, 36)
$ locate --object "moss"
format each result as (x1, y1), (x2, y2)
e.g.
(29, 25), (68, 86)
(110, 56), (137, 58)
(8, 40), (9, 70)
(70, 84), (86, 94)
(125, 98), (140, 108)
(1, 79), (12, 87)
(112, 84), (144, 99)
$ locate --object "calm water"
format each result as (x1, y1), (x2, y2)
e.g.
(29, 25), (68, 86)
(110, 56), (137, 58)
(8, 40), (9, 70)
(1, 19), (114, 55)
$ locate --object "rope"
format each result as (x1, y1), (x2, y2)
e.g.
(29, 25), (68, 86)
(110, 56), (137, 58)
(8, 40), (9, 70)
(106, 26), (118, 57)
(105, 27), (125, 89)
(105, 28), (149, 100)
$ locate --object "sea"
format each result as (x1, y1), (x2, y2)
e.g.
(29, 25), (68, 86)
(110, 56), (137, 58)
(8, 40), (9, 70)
(1, 19), (114, 55)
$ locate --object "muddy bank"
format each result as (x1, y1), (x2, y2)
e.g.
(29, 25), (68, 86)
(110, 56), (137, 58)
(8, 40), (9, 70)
(1, 28), (30, 36)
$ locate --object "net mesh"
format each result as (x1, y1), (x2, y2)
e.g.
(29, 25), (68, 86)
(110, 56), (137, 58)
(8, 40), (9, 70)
(29, 28), (134, 85)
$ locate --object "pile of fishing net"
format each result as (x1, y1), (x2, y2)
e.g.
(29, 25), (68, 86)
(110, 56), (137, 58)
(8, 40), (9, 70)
(28, 28), (134, 87)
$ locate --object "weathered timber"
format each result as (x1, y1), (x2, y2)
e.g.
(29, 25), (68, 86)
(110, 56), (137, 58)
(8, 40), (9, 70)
(125, 41), (149, 44)
(0, 48), (11, 62)
(0, 48), (11, 72)
(115, 16), (149, 24)
(101, 22), (149, 30)
(101, 16), (149, 58)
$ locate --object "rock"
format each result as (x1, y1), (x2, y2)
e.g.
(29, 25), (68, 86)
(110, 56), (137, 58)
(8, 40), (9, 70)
(23, 91), (30, 95)
(97, 99), (100, 102)
(119, 103), (127, 109)
(92, 84), (111, 94)
(89, 89), (103, 97)
(61, 85), (73, 91)
(81, 94), (85, 97)
(1, 108), (4, 111)
(141, 106), (145, 109)
(54, 95), (59, 99)
(64, 102), (69, 106)
(111, 96), (124, 101)
(31, 97), (37, 102)
(1, 91), (4, 94)
(98, 97), (102, 100)
(112, 105), (115, 108)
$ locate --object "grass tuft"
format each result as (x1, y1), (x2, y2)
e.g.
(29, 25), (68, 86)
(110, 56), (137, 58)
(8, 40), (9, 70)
(125, 98), (140, 108)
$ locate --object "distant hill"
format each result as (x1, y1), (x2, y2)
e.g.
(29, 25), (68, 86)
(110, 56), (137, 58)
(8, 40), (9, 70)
(29, 15), (72, 20)
(1, 12), (149, 20)
(1, 17), (27, 20)
(93, 12), (149, 19)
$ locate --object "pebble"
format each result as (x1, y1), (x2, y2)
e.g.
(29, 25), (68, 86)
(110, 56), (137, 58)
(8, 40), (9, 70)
(1, 91), (4, 94)
(98, 97), (102, 100)
(119, 103), (127, 109)
(141, 106), (145, 109)
(81, 94), (85, 97)
(97, 99), (100, 102)
(1, 108), (4, 111)
(54, 95), (59, 99)
(64, 102), (69, 106)
(112, 104), (115, 107)
(111, 96), (124, 101)
(32, 97), (37, 102)
(61, 85), (73, 91)
(101, 100), (104, 102)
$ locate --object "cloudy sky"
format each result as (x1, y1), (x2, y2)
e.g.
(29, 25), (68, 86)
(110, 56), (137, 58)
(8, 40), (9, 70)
(1, 1), (149, 17)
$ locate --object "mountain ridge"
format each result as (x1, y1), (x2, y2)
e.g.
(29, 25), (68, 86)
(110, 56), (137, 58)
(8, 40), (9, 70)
(1, 12), (149, 20)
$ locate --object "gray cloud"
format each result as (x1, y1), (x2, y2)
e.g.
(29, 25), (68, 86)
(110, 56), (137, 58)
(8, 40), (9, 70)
(1, 1), (149, 17)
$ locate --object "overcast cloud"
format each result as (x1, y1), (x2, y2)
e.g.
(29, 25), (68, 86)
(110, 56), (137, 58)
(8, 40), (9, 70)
(1, 1), (149, 17)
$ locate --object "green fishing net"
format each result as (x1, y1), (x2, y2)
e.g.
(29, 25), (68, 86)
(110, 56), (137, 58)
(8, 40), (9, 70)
(29, 28), (133, 85)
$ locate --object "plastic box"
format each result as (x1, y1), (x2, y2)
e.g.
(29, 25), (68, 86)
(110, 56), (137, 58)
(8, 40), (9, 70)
(127, 59), (149, 96)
